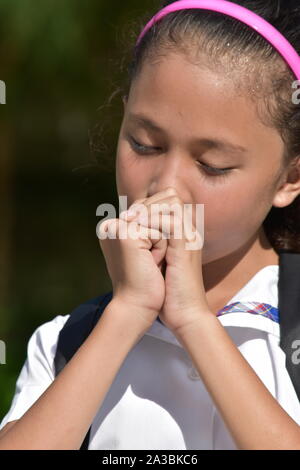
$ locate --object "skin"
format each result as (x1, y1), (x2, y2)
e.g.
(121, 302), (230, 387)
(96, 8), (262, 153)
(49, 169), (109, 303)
(113, 51), (300, 449)
(1, 52), (300, 450)
(116, 51), (300, 314)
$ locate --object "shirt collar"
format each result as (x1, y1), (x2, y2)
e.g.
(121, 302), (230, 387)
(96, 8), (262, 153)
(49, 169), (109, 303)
(144, 265), (280, 348)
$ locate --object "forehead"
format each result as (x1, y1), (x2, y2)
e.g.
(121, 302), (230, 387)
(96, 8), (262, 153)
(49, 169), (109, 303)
(126, 53), (283, 156)
(130, 53), (244, 111)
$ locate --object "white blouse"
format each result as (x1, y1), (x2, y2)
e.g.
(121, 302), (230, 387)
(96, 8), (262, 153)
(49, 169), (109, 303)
(1, 265), (300, 450)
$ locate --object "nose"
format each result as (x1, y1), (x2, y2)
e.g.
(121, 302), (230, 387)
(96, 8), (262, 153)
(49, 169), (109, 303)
(144, 152), (205, 242)
(147, 151), (190, 200)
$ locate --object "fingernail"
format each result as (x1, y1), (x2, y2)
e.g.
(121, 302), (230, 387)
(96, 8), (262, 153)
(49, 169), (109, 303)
(120, 208), (138, 219)
(137, 214), (149, 225)
(127, 207), (140, 217)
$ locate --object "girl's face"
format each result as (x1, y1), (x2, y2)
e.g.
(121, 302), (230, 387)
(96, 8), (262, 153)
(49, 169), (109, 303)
(116, 52), (285, 265)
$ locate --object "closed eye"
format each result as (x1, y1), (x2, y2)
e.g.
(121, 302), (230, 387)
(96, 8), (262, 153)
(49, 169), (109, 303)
(129, 135), (160, 154)
(127, 135), (234, 178)
(195, 160), (233, 176)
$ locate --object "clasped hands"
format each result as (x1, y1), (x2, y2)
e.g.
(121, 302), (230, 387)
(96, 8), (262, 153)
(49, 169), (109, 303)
(119, 187), (213, 335)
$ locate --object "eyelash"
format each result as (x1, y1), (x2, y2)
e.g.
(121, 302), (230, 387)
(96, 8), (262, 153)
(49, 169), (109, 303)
(128, 136), (233, 178)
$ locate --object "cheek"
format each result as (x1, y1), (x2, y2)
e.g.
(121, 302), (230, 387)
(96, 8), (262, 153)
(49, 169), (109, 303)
(203, 182), (271, 245)
(116, 147), (153, 205)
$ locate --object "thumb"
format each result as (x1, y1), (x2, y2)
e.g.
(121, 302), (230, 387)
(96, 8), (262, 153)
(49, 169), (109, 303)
(151, 235), (168, 268)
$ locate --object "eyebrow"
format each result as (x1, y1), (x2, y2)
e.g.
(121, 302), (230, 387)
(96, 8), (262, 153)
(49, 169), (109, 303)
(127, 112), (248, 155)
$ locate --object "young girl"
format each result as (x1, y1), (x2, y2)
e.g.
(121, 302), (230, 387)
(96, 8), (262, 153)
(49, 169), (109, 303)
(1, 0), (300, 450)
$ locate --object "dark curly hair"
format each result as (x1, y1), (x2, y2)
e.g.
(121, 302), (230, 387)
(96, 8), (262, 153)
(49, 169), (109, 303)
(90, 0), (300, 253)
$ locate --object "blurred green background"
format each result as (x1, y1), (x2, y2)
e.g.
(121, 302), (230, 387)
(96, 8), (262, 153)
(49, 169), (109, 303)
(0, 0), (156, 420)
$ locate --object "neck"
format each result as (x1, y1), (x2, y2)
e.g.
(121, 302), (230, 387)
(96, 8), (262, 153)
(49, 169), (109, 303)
(202, 227), (279, 314)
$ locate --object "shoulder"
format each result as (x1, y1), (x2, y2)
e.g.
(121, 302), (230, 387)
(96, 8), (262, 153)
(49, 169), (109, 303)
(17, 312), (71, 384)
(32, 313), (71, 340)
(218, 325), (300, 424)
(27, 313), (71, 364)
(212, 325), (300, 449)
(216, 264), (280, 336)
(214, 261), (300, 424)
(0, 292), (112, 431)
(0, 313), (70, 431)
(14, 291), (113, 381)
(30, 291), (113, 370)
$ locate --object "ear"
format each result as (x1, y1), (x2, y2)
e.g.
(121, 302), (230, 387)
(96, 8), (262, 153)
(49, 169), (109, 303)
(272, 156), (300, 208)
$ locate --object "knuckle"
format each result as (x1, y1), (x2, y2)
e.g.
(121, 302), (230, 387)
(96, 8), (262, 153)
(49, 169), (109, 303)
(170, 196), (182, 206)
(166, 187), (177, 196)
(130, 202), (146, 214)
(99, 219), (110, 234)
(134, 198), (145, 203)
(132, 198), (146, 208)
(100, 218), (119, 235)
(155, 201), (168, 212)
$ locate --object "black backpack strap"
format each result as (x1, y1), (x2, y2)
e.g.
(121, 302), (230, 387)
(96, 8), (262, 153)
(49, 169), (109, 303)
(54, 290), (113, 449)
(278, 252), (300, 402)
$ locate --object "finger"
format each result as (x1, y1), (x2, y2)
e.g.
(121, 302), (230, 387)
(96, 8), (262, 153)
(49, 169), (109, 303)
(124, 187), (178, 216)
(129, 220), (168, 266)
(132, 210), (202, 252)
(150, 234), (168, 267)
(121, 195), (182, 224)
(119, 197), (147, 219)
(138, 187), (178, 208)
(134, 212), (185, 240)
(128, 198), (183, 236)
(102, 218), (168, 266)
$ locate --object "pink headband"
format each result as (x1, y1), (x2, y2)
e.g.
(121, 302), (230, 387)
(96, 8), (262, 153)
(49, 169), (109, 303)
(136, 0), (300, 80)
